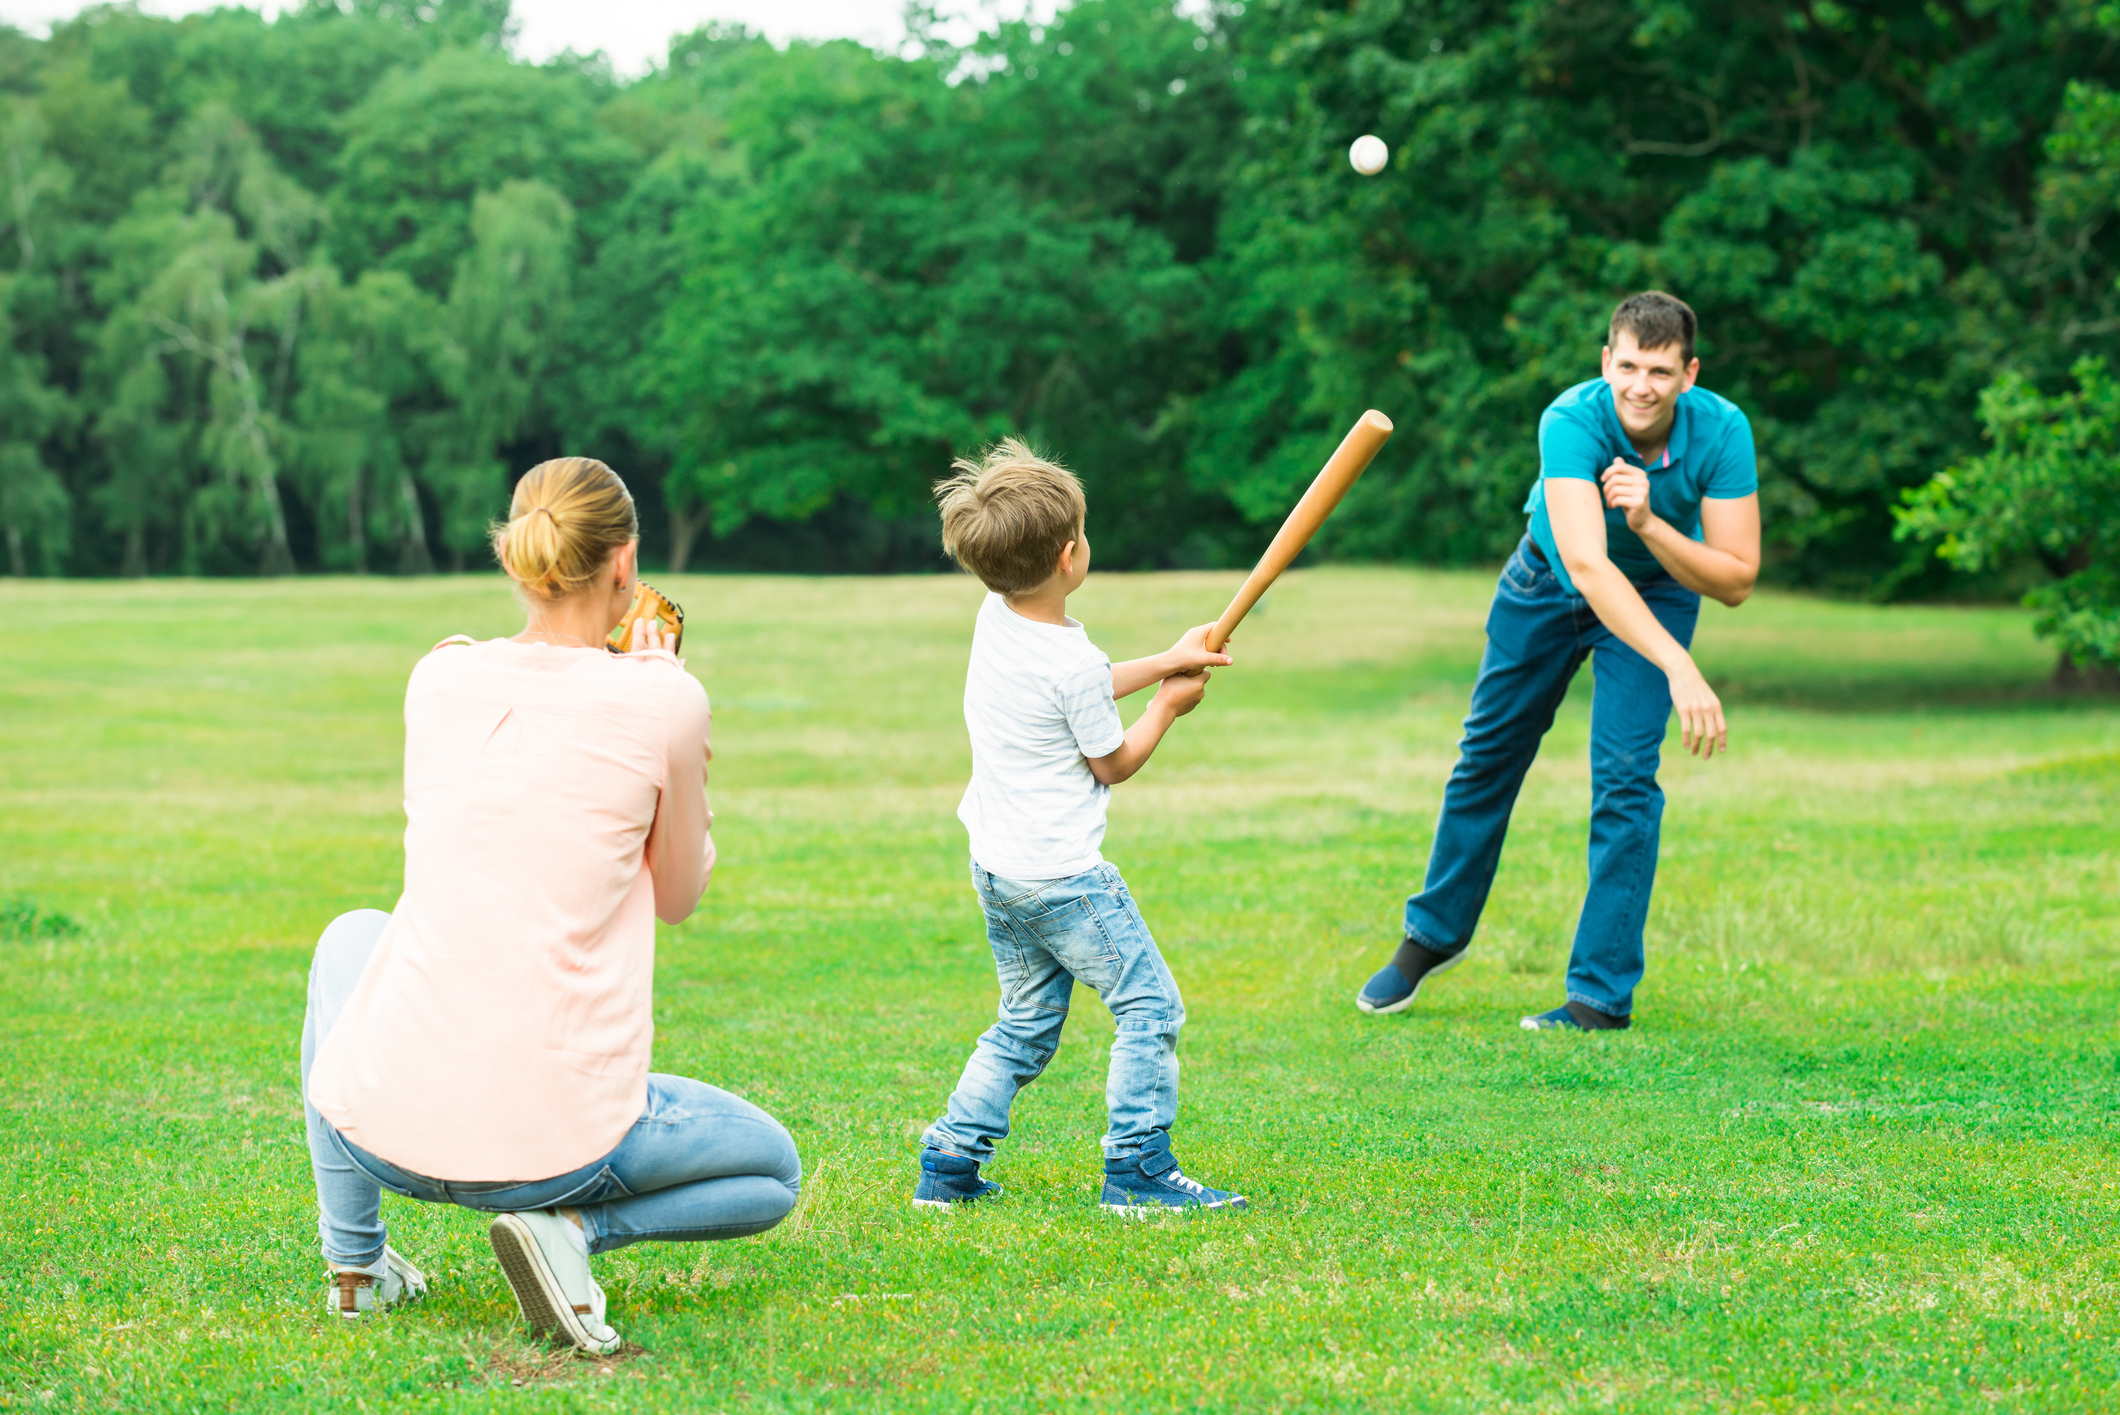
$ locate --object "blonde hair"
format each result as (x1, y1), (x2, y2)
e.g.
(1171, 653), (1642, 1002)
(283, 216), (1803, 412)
(491, 457), (638, 599)
(933, 438), (1087, 595)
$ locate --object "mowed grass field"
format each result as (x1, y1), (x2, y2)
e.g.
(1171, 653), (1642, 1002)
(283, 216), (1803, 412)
(2, 567), (2118, 1413)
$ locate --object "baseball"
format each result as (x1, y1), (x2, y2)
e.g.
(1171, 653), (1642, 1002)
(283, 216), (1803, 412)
(1349, 134), (1389, 175)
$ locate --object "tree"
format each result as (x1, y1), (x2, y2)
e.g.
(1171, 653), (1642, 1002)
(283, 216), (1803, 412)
(424, 179), (575, 567)
(1898, 359), (2120, 676)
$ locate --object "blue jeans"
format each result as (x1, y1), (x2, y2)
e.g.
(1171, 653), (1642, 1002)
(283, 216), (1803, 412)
(301, 910), (802, 1269)
(1405, 537), (1701, 1016)
(925, 862), (1184, 1162)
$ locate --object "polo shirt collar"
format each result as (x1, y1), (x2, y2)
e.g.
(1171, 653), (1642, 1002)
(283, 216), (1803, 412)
(1601, 381), (1688, 470)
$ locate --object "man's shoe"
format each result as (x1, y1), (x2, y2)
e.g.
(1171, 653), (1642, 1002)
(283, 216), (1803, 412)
(1520, 1000), (1632, 1032)
(912, 1147), (1002, 1208)
(488, 1210), (622, 1356)
(1100, 1131), (1247, 1215)
(324, 1244), (427, 1319)
(1356, 936), (1466, 1015)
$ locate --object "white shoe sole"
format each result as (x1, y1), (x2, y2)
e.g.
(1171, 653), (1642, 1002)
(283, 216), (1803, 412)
(1099, 1199), (1248, 1217)
(1355, 948), (1466, 1015)
(487, 1215), (620, 1356)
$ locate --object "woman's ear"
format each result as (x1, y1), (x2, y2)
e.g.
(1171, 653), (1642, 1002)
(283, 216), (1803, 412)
(614, 539), (640, 588)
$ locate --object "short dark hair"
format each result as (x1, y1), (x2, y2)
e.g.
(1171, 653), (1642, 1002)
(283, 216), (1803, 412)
(1609, 290), (1696, 365)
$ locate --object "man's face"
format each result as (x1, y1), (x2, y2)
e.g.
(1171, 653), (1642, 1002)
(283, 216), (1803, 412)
(1601, 331), (1700, 445)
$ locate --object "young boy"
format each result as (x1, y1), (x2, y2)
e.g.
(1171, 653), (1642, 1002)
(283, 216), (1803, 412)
(915, 439), (1249, 1214)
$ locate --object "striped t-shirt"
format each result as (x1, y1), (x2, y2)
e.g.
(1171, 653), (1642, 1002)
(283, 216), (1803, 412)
(957, 592), (1127, 881)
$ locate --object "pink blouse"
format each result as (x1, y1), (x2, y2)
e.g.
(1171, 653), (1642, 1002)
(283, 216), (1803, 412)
(307, 637), (713, 1181)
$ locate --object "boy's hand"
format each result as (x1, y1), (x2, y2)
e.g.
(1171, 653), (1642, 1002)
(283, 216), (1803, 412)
(1165, 623), (1234, 678)
(1154, 668), (1210, 718)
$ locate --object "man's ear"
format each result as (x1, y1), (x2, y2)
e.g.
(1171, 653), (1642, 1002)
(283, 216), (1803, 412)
(1680, 357), (1701, 394)
(1057, 539), (1076, 579)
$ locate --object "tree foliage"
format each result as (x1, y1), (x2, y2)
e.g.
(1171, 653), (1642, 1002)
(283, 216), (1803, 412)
(0, 0), (2115, 610)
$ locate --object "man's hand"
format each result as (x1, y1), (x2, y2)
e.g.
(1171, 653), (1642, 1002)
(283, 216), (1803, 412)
(1165, 623), (1234, 678)
(1666, 661), (1727, 759)
(1154, 668), (1209, 718)
(1599, 458), (1656, 533)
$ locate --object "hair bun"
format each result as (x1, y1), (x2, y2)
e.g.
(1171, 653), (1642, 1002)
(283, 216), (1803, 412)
(491, 459), (637, 600)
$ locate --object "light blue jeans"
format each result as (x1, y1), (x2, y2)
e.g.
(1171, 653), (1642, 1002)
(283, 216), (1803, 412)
(301, 909), (802, 1269)
(924, 861), (1185, 1162)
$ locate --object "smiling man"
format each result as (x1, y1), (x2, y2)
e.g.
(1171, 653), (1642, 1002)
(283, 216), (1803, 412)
(1358, 291), (1761, 1031)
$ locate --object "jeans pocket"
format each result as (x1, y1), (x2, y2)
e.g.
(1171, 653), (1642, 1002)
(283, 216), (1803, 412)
(546, 1165), (634, 1207)
(1023, 896), (1122, 989)
(1502, 546), (1544, 593)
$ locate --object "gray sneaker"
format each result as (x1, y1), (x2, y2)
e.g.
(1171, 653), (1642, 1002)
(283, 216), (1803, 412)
(324, 1244), (428, 1319)
(488, 1210), (622, 1356)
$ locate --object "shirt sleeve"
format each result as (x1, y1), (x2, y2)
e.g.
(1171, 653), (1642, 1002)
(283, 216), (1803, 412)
(1703, 410), (1759, 498)
(1059, 656), (1126, 760)
(644, 669), (713, 923)
(1538, 401), (1606, 483)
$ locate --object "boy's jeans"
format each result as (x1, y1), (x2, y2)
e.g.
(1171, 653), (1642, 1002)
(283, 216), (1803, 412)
(925, 861), (1183, 1162)
(302, 910), (802, 1269)
(1405, 536), (1700, 1017)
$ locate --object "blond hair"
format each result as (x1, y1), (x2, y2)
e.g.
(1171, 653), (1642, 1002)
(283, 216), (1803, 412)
(490, 457), (638, 599)
(933, 438), (1086, 594)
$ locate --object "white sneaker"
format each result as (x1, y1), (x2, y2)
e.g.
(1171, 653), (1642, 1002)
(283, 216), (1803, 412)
(324, 1244), (428, 1319)
(487, 1210), (622, 1356)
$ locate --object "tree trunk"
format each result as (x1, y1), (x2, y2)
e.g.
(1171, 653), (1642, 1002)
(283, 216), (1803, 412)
(347, 468), (366, 574)
(121, 526), (145, 578)
(2053, 653), (2120, 694)
(396, 473), (433, 575)
(668, 500), (710, 574)
(4, 525), (22, 577)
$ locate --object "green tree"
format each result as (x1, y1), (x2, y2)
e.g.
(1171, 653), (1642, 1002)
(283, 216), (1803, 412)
(1898, 359), (2120, 674)
(0, 275), (69, 575)
(424, 178), (574, 566)
(289, 268), (448, 573)
(331, 46), (632, 291)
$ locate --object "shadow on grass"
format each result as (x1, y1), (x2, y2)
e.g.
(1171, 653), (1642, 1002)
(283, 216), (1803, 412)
(1709, 668), (2117, 713)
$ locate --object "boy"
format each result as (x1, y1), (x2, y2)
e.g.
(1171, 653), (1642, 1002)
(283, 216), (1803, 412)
(914, 438), (1248, 1214)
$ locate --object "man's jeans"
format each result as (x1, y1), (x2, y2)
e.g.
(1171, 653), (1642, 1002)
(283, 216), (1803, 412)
(925, 862), (1184, 1162)
(301, 909), (802, 1269)
(1405, 537), (1701, 1017)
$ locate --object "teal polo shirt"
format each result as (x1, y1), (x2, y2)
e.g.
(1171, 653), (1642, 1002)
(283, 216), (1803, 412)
(1523, 378), (1757, 596)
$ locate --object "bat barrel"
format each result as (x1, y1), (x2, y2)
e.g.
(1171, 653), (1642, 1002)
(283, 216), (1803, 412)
(1204, 410), (1393, 653)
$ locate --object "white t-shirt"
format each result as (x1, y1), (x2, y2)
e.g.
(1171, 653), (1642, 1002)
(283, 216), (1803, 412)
(957, 592), (1127, 881)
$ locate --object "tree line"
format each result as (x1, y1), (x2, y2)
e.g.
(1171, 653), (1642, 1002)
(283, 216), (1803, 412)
(1, 0), (2116, 663)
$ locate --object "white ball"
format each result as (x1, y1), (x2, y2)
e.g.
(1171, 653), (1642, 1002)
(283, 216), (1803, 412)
(1349, 134), (1389, 176)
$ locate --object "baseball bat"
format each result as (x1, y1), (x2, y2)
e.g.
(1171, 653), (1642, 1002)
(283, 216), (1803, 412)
(1204, 409), (1393, 653)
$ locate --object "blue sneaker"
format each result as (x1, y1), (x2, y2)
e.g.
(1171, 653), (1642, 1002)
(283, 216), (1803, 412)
(1099, 1131), (1247, 1215)
(1356, 936), (1466, 1015)
(1519, 1001), (1631, 1032)
(912, 1148), (1002, 1208)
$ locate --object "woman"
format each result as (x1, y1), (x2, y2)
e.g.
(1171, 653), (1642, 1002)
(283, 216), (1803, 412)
(301, 457), (800, 1355)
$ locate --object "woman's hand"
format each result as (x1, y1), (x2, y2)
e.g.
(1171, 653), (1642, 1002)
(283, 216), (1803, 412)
(626, 613), (671, 654)
(1666, 661), (1727, 759)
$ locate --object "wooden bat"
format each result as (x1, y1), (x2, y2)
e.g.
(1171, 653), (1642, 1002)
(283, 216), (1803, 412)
(1204, 410), (1394, 653)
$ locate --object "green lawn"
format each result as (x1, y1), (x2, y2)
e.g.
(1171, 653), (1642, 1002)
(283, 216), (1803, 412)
(2, 567), (2116, 1413)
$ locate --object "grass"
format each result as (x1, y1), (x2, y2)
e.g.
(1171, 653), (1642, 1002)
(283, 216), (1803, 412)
(1, 565), (2117, 1413)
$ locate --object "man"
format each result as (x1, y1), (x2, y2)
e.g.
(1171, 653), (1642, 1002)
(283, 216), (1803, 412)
(1356, 291), (1761, 1030)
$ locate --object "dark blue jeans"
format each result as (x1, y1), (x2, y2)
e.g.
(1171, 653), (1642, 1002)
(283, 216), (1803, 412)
(1405, 537), (1700, 1016)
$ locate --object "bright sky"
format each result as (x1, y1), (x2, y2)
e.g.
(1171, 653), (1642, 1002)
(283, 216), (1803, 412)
(0, 0), (1056, 70)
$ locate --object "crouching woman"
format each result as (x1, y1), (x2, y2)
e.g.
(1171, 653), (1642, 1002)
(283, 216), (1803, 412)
(300, 457), (800, 1354)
